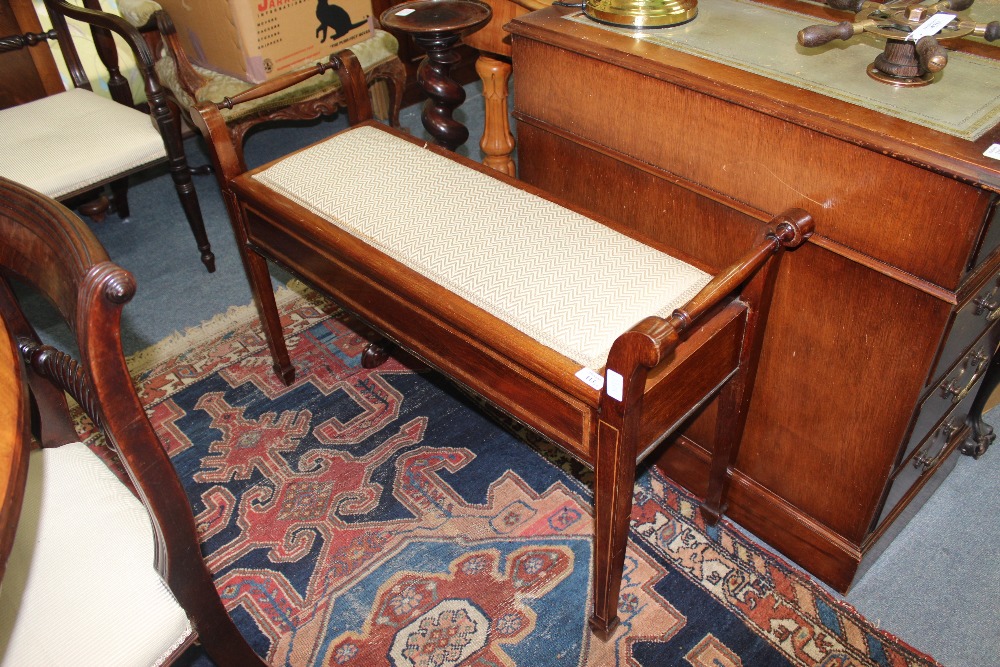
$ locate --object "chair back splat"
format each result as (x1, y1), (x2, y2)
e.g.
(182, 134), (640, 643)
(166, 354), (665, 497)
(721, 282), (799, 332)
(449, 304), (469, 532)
(193, 50), (815, 637)
(0, 177), (265, 665)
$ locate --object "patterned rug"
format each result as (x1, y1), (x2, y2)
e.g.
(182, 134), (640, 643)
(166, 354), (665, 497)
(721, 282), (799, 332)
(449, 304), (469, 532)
(87, 283), (942, 667)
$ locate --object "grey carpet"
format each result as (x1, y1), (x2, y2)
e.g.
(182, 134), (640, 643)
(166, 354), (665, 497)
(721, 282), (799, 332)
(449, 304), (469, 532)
(25, 82), (998, 666)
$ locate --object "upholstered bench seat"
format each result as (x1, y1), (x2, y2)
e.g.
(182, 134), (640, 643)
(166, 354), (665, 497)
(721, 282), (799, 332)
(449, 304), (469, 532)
(253, 125), (712, 370)
(198, 55), (812, 631)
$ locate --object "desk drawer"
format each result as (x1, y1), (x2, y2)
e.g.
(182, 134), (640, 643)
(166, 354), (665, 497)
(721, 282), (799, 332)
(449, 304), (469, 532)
(929, 271), (1000, 386)
(901, 327), (998, 473)
(966, 195), (1000, 278)
(876, 375), (982, 529)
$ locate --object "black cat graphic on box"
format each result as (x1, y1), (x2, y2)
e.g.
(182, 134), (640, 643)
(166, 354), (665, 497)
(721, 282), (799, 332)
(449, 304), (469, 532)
(316, 0), (367, 42)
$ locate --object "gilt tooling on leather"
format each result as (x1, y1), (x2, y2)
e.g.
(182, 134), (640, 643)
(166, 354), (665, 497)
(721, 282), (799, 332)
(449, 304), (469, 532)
(253, 125), (711, 369)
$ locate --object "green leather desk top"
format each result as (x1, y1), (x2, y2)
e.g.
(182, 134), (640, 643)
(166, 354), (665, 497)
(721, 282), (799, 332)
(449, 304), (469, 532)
(568, 0), (1000, 140)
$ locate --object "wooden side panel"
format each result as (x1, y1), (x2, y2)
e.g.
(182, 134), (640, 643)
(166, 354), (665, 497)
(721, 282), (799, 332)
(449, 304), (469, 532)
(513, 39), (988, 291)
(516, 120), (954, 550)
(736, 244), (951, 541)
(516, 123), (760, 273)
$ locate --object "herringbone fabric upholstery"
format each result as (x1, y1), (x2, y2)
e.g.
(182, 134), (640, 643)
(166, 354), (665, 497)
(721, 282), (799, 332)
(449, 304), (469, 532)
(253, 125), (711, 369)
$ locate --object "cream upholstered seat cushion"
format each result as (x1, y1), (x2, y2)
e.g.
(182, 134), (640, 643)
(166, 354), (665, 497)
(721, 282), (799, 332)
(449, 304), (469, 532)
(0, 88), (166, 200)
(253, 125), (712, 369)
(0, 443), (192, 666)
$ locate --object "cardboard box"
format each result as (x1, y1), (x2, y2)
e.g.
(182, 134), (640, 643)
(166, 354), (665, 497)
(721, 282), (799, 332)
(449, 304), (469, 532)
(156, 0), (374, 83)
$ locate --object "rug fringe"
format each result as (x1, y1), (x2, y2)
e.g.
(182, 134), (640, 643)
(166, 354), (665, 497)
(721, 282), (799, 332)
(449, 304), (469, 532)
(126, 280), (319, 374)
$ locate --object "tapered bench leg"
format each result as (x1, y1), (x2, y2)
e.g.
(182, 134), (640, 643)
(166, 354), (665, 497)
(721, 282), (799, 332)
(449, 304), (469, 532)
(590, 418), (636, 638)
(246, 248), (294, 385)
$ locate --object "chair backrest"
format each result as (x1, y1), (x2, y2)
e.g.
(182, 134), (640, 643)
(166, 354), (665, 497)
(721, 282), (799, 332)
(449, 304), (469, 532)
(41, 0), (152, 107)
(1, 0), (178, 115)
(0, 177), (264, 666)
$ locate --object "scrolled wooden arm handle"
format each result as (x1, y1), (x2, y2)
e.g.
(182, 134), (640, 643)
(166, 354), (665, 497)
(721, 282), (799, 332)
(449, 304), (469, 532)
(216, 57), (340, 110)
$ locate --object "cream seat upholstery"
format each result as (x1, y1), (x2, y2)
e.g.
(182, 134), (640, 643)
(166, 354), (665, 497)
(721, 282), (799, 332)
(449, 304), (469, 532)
(253, 125), (713, 369)
(0, 88), (166, 200)
(0, 444), (191, 666)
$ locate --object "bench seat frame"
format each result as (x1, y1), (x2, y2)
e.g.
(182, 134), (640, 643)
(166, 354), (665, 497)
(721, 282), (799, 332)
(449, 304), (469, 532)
(193, 51), (813, 637)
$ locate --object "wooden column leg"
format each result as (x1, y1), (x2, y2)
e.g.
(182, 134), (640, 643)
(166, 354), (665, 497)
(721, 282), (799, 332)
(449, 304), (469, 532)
(475, 54), (515, 176)
(245, 248), (294, 385)
(218, 186), (295, 385)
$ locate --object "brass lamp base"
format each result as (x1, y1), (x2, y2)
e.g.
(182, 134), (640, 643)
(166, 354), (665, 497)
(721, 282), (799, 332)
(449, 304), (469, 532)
(584, 0), (697, 28)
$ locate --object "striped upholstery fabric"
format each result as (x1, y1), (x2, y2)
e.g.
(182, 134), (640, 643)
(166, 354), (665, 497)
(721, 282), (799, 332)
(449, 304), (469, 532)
(0, 443), (192, 666)
(253, 125), (712, 369)
(0, 88), (166, 199)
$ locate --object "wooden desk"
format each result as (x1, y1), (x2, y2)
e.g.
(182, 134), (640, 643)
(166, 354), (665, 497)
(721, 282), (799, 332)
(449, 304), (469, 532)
(508, 4), (1000, 592)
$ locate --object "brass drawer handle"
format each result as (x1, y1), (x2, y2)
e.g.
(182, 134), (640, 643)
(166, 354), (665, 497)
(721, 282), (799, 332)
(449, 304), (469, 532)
(913, 420), (959, 471)
(973, 289), (1000, 321)
(940, 349), (990, 404)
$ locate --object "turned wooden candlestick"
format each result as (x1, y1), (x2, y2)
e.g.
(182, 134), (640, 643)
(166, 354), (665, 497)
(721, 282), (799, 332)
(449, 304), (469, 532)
(381, 0), (492, 151)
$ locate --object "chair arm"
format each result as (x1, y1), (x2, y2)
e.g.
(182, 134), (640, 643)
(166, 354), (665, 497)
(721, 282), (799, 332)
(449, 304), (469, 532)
(115, 0), (163, 30)
(670, 207), (813, 337)
(193, 49), (374, 129)
(48, 0), (156, 73)
(621, 208), (814, 369)
(45, 0), (161, 106)
(149, 9), (208, 98)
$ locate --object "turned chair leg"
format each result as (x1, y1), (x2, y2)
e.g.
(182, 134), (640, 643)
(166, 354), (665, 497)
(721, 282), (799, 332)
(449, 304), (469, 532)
(109, 176), (130, 221)
(168, 168), (215, 272)
(153, 92), (215, 272)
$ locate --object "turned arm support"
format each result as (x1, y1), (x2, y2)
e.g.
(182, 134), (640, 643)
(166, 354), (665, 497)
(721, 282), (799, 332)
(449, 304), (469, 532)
(0, 29), (57, 53)
(194, 48), (373, 120)
(611, 208), (814, 372)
